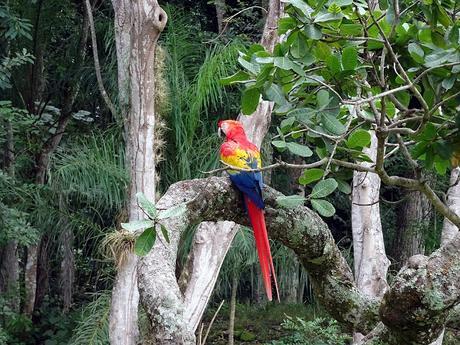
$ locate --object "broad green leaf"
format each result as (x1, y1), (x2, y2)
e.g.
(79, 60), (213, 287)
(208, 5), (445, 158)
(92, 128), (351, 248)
(136, 192), (157, 218)
(134, 227), (156, 256)
(272, 140), (287, 149)
(326, 54), (342, 75)
(289, 107), (316, 125)
(314, 41), (332, 60)
(411, 141), (429, 159)
(311, 199), (336, 217)
(280, 117), (296, 130)
(238, 56), (260, 74)
(286, 142), (313, 157)
(408, 43), (424, 64)
(265, 83), (287, 106)
(310, 178), (338, 198)
(241, 88), (260, 115)
(278, 17), (297, 34)
(276, 195), (306, 208)
(304, 24), (323, 40)
(321, 113), (346, 135)
(220, 71), (252, 85)
(274, 57), (295, 70)
(282, 0), (313, 17)
(157, 204), (187, 220)
(434, 159), (449, 175)
(299, 168), (324, 185)
(342, 46), (358, 70)
(291, 32), (308, 58)
(336, 179), (351, 194)
(340, 24), (362, 36)
(417, 123), (437, 141)
(347, 129), (371, 148)
(317, 90), (330, 108)
(121, 219), (155, 232)
(160, 224), (170, 244)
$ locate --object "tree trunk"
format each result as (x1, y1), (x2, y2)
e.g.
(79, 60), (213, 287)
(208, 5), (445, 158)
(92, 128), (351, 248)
(394, 188), (432, 267)
(351, 132), (389, 343)
(441, 167), (460, 245)
(215, 0), (225, 34)
(136, 3), (283, 343)
(59, 197), (75, 313)
(109, 1), (167, 344)
(228, 269), (238, 345)
(431, 167), (460, 345)
(0, 120), (19, 312)
(352, 133), (390, 298)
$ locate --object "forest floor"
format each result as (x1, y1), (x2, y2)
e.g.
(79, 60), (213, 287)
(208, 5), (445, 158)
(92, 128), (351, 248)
(200, 302), (321, 344)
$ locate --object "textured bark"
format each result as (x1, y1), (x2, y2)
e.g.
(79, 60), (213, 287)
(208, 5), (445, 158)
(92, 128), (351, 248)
(441, 167), (460, 245)
(109, 1), (167, 344)
(139, 177), (380, 345)
(181, 221), (239, 332)
(140, 176), (460, 345)
(59, 224), (75, 313)
(23, 245), (38, 315)
(0, 241), (19, 311)
(215, 0), (225, 34)
(352, 133), (389, 299)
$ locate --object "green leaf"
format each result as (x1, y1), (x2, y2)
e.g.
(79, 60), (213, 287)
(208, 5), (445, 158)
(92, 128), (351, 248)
(289, 107), (316, 125)
(347, 129), (371, 148)
(317, 90), (330, 108)
(411, 141), (429, 159)
(282, 0), (313, 17)
(408, 43), (424, 64)
(336, 179), (351, 194)
(340, 24), (362, 36)
(241, 88), (260, 115)
(157, 204), (187, 220)
(326, 54), (342, 75)
(310, 178), (338, 198)
(238, 56), (260, 74)
(136, 192), (157, 218)
(299, 168), (324, 185)
(280, 117), (296, 131)
(286, 142), (313, 157)
(434, 159), (449, 175)
(311, 199), (336, 217)
(274, 57), (295, 70)
(278, 17), (297, 34)
(121, 219), (155, 232)
(160, 224), (170, 244)
(276, 195), (306, 208)
(304, 24), (323, 40)
(265, 83), (287, 106)
(291, 32), (308, 58)
(272, 140), (287, 149)
(134, 227), (156, 256)
(220, 71), (252, 85)
(417, 123), (437, 141)
(342, 46), (358, 70)
(321, 113), (346, 135)
(314, 41), (332, 60)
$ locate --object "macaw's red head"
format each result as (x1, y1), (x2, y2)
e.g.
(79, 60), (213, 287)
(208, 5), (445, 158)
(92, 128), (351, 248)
(218, 120), (247, 140)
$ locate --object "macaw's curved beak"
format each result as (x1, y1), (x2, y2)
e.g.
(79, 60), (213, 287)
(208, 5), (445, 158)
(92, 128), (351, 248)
(218, 127), (222, 138)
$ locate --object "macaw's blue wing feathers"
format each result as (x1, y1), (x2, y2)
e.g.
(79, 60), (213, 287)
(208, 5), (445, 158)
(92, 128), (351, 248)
(229, 171), (265, 209)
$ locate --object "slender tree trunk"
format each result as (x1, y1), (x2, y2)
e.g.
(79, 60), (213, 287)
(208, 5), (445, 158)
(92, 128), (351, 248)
(109, 1), (167, 344)
(0, 120), (19, 312)
(430, 168), (460, 345)
(228, 270), (238, 345)
(441, 167), (460, 245)
(215, 0), (225, 34)
(352, 133), (389, 298)
(394, 188), (432, 267)
(59, 196), (74, 313)
(352, 132), (389, 343)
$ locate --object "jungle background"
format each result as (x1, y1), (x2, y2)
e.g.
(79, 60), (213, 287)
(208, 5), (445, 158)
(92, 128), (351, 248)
(0, 0), (459, 344)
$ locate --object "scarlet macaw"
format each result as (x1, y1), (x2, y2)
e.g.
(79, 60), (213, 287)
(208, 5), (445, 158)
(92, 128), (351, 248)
(218, 120), (280, 301)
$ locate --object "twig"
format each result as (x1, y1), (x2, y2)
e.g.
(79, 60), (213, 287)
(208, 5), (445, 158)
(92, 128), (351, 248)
(202, 300), (225, 345)
(84, 0), (118, 119)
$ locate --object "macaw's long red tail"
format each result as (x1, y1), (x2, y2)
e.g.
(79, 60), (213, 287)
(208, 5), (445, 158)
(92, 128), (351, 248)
(245, 196), (280, 302)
